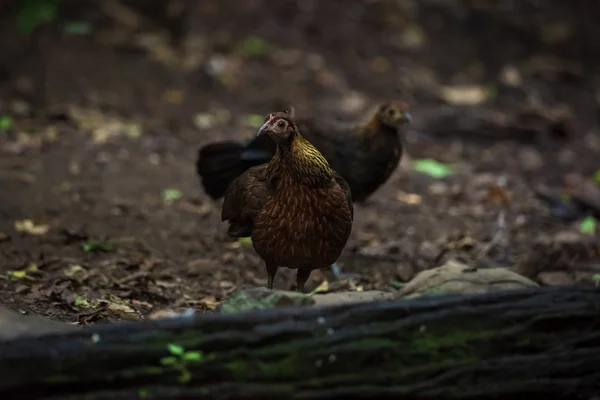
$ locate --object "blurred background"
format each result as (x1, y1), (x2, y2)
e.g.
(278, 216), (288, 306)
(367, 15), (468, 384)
(0, 0), (599, 321)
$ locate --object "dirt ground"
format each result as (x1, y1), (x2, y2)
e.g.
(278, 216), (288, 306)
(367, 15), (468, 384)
(0, 1), (599, 323)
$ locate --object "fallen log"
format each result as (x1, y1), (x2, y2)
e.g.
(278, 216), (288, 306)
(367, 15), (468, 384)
(0, 286), (599, 399)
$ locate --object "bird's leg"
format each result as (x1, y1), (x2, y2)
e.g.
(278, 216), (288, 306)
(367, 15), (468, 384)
(266, 263), (278, 290)
(329, 262), (361, 280)
(296, 268), (312, 293)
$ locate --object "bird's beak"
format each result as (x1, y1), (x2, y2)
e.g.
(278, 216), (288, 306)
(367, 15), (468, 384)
(257, 121), (270, 136)
(401, 112), (413, 123)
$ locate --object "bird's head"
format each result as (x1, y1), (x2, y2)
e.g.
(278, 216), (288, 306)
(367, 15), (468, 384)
(377, 101), (412, 128)
(257, 111), (297, 145)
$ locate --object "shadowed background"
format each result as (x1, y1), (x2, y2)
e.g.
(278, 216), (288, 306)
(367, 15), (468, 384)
(0, 0), (599, 322)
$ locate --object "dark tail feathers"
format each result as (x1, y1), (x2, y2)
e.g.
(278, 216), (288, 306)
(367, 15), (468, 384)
(196, 141), (247, 200)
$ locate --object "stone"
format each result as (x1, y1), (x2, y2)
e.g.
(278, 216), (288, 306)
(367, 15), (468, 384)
(537, 271), (573, 286)
(398, 259), (538, 299)
(312, 291), (395, 307)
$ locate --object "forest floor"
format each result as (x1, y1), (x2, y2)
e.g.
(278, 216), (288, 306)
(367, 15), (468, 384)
(0, 0), (599, 323)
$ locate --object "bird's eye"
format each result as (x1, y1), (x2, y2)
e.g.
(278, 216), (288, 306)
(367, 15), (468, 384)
(277, 120), (286, 128)
(387, 108), (396, 116)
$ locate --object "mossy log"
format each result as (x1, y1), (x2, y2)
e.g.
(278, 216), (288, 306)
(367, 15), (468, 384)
(1, 286), (600, 399)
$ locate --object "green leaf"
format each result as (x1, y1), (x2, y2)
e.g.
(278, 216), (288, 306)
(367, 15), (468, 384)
(178, 369), (192, 383)
(82, 239), (114, 253)
(246, 114), (264, 129)
(593, 170), (600, 185)
(413, 158), (454, 179)
(167, 343), (185, 356)
(579, 216), (597, 235)
(183, 351), (203, 362)
(235, 36), (271, 58)
(7, 270), (27, 280)
(74, 295), (91, 308)
(237, 237), (252, 245)
(162, 188), (183, 202)
(593, 273), (600, 286)
(63, 21), (92, 35)
(17, 0), (60, 35)
(160, 356), (177, 366)
(0, 115), (13, 131)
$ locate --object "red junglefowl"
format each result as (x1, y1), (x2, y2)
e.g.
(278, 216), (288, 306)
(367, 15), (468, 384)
(197, 101), (412, 203)
(221, 112), (353, 293)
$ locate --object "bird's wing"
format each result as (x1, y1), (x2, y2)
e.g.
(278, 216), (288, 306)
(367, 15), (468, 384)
(240, 133), (276, 163)
(221, 164), (272, 224)
(333, 171), (354, 220)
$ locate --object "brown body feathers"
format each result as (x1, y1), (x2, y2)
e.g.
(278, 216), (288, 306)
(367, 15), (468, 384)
(221, 112), (353, 292)
(197, 101), (412, 203)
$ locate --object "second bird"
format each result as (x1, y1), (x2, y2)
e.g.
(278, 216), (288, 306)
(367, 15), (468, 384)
(197, 101), (412, 204)
(221, 112), (353, 293)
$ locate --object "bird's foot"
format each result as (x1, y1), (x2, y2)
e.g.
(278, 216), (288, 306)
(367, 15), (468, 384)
(329, 263), (361, 280)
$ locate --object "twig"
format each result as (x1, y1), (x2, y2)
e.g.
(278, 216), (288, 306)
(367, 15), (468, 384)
(97, 0), (146, 30)
(475, 211), (506, 262)
(0, 171), (37, 184)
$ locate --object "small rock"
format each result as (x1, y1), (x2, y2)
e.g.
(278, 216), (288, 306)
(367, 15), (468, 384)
(396, 263), (415, 282)
(216, 287), (314, 314)
(398, 259), (538, 299)
(537, 271), (573, 286)
(10, 99), (30, 116)
(518, 147), (544, 170)
(312, 291), (395, 307)
(440, 85), (489, 106)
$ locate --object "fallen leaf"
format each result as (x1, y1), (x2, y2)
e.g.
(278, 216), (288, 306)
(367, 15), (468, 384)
(200, 296), (219, 310)
(82, 239), (114, 253)
(162, 188), (183, 202)
(104, 295), (138, 318)
(413, 159), (454, 179)
(7, 270), (27, 280)
(486, 184), (511, 205)
(0, 115), (13, 131)
(308, 280), (329, 296)
(237, 237), (252, 245)
(440, 85), (489, 106)
(593, 170), (600, 184)
(193, 113), (216, 129)
(579, 216), (597, 235)
(74, 295), (92, 308)
(6, 263), (37, 281)
(235, 36), (271, 58)
(400, 24), (425, 49)
(14, 219), (49, 235)
(63, 264), (88, 280)
(162, 89), (184, 105)
(396, 191), (422, 205)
